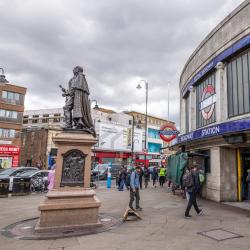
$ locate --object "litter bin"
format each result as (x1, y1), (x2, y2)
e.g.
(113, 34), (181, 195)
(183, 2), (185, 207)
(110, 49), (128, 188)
(0, 178), (9, 198)
(12, 177), (31, 196)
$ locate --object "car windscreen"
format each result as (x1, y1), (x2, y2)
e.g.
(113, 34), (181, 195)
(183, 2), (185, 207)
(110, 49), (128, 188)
(0, 168), (16, 176)
(16, 170), (38, 177)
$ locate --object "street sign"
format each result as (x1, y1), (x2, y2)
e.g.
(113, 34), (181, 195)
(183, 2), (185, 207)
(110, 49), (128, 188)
(158, 124), (179, 142)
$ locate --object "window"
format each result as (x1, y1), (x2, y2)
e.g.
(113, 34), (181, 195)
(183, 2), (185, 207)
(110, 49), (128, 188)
(148, 128), (160, 139)
(196, 72), (216, 128)
(1, 91), (22, 104)
(0, 109), (18, 119)
(227, 49), (250, 118)
(185, 94), (190, 133)
(23, 119), (28, 124)
(32, 119), (38, 124)
(0, 129), (15, 138)
(42, 118), (49, 123)
(148, 142), (161, 153)
(53, 118), (60, 122)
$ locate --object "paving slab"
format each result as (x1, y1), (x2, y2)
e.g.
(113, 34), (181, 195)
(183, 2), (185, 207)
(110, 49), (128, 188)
(0, 185), (250, 250)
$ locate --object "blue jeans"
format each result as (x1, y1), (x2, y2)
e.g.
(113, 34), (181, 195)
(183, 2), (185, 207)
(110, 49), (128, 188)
(119, 179), (124, 190)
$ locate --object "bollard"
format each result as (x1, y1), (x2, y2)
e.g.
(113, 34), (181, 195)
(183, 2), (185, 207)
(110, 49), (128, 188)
(107, 167), (111, 189)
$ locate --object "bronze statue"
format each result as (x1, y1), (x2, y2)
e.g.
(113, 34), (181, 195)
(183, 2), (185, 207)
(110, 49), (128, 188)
(60, 66), (96, 136)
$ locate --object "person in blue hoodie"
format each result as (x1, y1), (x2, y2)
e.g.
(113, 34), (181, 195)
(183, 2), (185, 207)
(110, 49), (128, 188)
(129, 166), (143, 211)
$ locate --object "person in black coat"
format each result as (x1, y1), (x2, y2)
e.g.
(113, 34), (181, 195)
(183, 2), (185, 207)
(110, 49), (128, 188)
(184, 165), (203, 218)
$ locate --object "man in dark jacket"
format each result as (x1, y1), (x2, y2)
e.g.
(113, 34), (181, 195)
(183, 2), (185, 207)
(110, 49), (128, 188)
(144, 167), (150, 188)
(184, 165), (203, 218)
(152, 167), (158, 188)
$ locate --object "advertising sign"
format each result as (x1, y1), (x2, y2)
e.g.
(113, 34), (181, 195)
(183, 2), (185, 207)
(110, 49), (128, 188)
(133, 128), (143, 152)
(98, 123), (143, 152)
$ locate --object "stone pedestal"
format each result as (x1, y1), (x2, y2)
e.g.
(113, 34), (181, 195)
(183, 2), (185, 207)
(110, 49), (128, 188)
(35, 132), (101, 232)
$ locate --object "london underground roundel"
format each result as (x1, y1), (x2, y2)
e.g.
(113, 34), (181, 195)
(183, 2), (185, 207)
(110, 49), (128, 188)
(158, 124), (180, 143)
(200, 84), (216, 120)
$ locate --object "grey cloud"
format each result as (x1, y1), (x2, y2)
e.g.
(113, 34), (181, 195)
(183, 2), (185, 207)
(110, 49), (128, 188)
(0, 0), (244, 126)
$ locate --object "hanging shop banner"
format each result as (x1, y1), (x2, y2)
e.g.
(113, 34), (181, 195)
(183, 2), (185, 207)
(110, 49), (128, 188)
(176, 117), (250, 144)
(158, 124), (180, 142)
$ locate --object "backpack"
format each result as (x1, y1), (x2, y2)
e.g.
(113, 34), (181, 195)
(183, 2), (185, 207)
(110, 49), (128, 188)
(199, 172), (205, 183)
(144, 169), (150, 178)
(182, 171), (194, 188)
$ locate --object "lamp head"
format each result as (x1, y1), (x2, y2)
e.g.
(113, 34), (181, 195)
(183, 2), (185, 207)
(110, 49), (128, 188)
(136, 84), (142, 90)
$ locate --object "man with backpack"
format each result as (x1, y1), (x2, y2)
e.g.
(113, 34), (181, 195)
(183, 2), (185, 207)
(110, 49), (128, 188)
(182, 165), (203, 219)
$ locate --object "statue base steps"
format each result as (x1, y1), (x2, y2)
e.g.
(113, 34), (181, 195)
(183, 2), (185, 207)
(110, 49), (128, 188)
(35, 188), (101, 233)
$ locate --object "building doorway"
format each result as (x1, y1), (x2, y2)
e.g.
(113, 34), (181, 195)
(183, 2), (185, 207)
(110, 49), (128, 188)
(241, 149), (250, 201)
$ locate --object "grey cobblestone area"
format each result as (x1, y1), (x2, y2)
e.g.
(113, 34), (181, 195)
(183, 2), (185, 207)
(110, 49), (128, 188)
(0, 186), (250, 250)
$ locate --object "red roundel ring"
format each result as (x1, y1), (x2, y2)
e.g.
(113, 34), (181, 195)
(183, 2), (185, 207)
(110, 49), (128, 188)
(201, 85), (215, 120)
(159, 124), (178, 142)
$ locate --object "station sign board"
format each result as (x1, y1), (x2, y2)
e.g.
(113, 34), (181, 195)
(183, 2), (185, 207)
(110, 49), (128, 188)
(158, 124), (180, 142)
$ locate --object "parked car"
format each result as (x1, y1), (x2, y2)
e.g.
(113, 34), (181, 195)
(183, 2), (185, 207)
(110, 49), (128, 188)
(16, 170), (50, 192)
(91, 164), (123, 180)
(0, 167), (38, 191)
(92, 164), (109, 180)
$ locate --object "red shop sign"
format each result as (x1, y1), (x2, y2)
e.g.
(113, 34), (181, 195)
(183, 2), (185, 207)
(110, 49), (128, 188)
(0, 146), (20, 155)
(12, 155), (20, 167)
(158, 124), (180, 143)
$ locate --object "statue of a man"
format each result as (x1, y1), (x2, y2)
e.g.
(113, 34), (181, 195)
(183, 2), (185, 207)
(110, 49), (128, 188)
(60, 66), (95, 136)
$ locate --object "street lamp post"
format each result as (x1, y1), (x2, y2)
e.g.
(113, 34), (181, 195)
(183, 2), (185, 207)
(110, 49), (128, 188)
(136, 80), (148, 167)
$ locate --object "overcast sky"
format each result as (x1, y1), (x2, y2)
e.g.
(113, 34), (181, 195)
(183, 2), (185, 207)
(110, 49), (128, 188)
(0, 0), (244, 125)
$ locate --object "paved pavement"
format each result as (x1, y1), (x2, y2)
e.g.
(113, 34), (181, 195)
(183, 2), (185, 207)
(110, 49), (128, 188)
(0, 185), (250, 250)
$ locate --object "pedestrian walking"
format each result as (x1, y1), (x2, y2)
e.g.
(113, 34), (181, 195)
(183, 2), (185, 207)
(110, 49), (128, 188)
(129, 166), (143, 211)
(139, 166), (143, 189)
(48, 164), (56, 191)
(125, 168), (132, 190)
(159, 165), (166, 187)
(144, 167), (150, 188)
(183, 165), (203, 219)
(118, 166), (126, 191)
(152, 166), (158, 188)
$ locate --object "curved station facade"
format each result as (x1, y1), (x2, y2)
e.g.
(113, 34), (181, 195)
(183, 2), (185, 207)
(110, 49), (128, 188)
(176, 1), (250, 202)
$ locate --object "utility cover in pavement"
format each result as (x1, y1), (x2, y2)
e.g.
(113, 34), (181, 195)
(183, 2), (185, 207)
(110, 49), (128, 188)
(198, 228), (243, 241)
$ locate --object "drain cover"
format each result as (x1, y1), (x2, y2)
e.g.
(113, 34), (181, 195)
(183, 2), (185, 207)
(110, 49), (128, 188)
(198, 228), (243, 241)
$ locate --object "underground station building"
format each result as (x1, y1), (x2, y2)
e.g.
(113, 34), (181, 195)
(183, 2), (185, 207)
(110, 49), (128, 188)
(175, 1), (250, 202)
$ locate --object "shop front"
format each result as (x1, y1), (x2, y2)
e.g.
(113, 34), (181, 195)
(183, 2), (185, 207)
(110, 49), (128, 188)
(0, 145), (20, 168)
